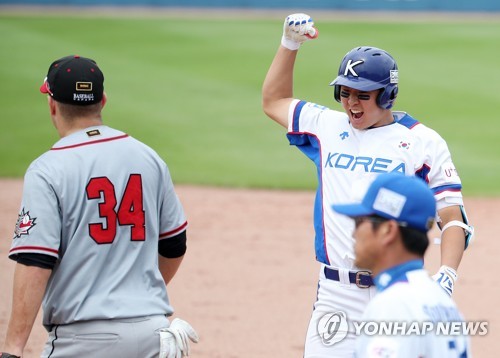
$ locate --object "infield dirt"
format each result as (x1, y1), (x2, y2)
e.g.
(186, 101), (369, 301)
(0, 179), (497, 357)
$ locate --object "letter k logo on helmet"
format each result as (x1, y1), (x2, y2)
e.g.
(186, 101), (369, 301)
(343, 60), (364, 77)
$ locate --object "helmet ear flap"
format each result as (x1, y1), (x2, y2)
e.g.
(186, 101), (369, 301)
(376, 85), (398, 109)
(334, 85), (341, 103)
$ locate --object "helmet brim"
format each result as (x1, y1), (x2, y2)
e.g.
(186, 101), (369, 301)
(329, 76), (383, 92)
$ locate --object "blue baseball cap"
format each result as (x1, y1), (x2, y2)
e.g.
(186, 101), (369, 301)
(332, 173), (436, 232)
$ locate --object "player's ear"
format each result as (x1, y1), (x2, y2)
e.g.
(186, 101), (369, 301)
(379, 220), (399, 246)
(101, 92), (107, 109)
(48, 96), (56, 116)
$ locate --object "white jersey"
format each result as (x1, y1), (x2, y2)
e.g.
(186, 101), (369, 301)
(9, 125), (187, 329)
(287, 100), (463, 268)
(355, 261), (470, 357)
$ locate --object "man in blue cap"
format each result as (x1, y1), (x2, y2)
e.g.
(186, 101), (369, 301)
(332, 173), (471, 357)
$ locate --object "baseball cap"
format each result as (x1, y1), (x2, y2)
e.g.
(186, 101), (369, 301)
(40, 55), (104, 105)
(332, 173), (436, 232)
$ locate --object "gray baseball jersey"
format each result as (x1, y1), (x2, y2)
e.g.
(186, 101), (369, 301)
(9, 125), (187, 330)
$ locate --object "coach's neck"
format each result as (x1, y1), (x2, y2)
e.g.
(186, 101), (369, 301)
(48, 95), (106, 138)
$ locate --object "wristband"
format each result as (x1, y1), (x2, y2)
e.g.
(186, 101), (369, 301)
(280, 36), (300, 51)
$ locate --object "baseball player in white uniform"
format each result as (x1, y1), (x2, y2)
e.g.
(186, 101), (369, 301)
(2, 55), (198, 358)
(262, 14), (473, 356)
(333, 172), (471, 357)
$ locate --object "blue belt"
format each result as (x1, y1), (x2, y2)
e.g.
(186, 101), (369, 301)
(324, 267), (374, 288)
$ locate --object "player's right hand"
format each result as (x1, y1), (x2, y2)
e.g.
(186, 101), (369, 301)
(281, 13), (318, 51)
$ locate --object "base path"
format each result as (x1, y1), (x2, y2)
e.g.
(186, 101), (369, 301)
(0, 179), (496, 357)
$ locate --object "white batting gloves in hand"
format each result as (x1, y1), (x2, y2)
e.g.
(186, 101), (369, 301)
(159, 318), (199, 358)
(281, 13), (318, 50)
(433, 265), (458, 296)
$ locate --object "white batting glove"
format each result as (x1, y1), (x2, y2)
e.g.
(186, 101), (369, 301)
(432, 265), (458, 296)
(159, 331), (182, 358)
(159, 318), (199, 358)
(281, 13), (318, 50)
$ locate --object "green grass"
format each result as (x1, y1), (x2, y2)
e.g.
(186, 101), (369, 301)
(1, 13), (499, 195)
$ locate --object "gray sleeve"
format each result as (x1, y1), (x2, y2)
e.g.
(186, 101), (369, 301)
(158, 165), (187, 240)
(9, 168), (61, 259)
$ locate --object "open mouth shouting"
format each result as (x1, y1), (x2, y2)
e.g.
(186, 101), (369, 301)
(351, 109), (364, 120)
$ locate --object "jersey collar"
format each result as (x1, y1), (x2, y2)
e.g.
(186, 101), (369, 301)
(374, 259), (424, 292)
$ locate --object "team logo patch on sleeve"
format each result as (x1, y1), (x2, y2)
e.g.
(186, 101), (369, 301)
(14, 208), (37, 239)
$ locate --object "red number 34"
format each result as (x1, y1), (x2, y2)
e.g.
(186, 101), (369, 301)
(86, 174), (146, 244)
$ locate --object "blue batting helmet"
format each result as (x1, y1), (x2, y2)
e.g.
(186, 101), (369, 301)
(330, 46), (399, 109)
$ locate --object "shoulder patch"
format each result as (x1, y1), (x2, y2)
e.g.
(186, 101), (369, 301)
(14, 208), (37, 239)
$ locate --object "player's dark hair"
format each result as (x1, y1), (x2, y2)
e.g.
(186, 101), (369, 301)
(56, 102), (102, 120)
(399, 226), (429, 256)
(369, 215), (429, 256)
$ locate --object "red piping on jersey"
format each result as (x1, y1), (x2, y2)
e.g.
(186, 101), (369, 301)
(159, 221), (188, 239)
(9, 245), (59, 255)
(51, 134), (129, 150)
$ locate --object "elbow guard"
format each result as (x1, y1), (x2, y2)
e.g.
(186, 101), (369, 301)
(438, 205), (474, 250)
